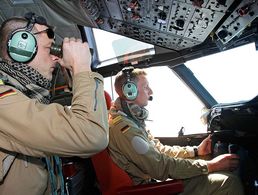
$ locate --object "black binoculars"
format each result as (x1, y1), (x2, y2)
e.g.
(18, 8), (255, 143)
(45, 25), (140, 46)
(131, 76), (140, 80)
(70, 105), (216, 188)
(50, 43), (94, 58)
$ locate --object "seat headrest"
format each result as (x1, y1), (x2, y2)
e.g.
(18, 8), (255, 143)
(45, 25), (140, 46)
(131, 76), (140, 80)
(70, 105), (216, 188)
(104, 91), (112, 110)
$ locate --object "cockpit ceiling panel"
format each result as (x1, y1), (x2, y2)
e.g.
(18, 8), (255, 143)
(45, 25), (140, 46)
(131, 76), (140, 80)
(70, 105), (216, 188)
(215, 0), (258, 45)
(95, 0), (236, 50)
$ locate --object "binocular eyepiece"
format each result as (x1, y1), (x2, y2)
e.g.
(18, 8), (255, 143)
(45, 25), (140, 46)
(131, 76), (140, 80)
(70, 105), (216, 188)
(50, 43), (63, 58)
(50, 43), (94, 58)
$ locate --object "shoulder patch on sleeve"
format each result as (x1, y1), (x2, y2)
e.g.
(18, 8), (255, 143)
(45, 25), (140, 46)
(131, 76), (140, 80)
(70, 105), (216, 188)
(120, 125), (130, 134)
(111, 116), (131, 133)
(0, 89), (17, 99)
(113, 121), (132, 134)
(131, 136), (149, 154)
(110, 115), (138, 134)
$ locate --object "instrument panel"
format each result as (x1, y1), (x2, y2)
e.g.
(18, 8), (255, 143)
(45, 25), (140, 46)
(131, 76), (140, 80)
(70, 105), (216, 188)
(82, 0), (258, 51)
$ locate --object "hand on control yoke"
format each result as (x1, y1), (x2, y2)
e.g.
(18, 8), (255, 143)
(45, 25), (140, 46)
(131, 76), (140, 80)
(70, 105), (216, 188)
(207, 153), (240, 173)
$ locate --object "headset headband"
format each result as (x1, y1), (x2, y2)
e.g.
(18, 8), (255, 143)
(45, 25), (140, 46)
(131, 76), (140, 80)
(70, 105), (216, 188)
(24, 12), (48, 27)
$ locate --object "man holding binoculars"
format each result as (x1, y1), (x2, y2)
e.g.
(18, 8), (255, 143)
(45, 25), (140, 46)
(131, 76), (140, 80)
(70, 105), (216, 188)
(0, 12), (108, 195)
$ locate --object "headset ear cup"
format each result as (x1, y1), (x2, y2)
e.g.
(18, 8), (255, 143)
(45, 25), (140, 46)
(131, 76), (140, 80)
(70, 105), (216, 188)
(7, 30), (37, 63)
(122, 81), (138, 101)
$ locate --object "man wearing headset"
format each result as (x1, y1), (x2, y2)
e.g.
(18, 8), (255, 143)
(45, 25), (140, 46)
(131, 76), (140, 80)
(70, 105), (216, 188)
(108, 67), (244, 194)
(0, 13), (108, 194)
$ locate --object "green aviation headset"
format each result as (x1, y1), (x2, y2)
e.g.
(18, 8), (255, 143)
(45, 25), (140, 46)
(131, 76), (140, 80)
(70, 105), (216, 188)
(7, 13), (39, 63)
(122, 66), (138, 101)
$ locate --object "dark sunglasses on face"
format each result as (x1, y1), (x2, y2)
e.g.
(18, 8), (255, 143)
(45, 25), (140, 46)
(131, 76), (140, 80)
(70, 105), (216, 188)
(33, 28), (55, 39)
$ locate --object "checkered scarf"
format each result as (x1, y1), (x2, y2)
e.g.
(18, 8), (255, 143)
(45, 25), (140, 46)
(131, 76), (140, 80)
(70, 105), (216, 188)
(0, 60), (51, 104)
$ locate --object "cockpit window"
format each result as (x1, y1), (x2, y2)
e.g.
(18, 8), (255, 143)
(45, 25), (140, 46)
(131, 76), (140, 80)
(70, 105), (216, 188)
(186, 43), (258, 104)
(93, 28), (154, 67)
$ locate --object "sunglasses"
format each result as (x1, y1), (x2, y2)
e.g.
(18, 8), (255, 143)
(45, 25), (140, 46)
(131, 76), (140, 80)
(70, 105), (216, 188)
(33, 28), (55, 39)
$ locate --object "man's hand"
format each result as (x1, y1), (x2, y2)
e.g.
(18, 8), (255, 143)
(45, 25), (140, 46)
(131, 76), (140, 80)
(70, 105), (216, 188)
(197, 134), (212, 156)
(207, 153), (240, 173)
(58, 37), (92, 74)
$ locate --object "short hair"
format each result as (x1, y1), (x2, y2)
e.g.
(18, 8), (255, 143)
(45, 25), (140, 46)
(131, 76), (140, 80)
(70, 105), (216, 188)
(0, 17), (28, 59)
(114, 68), (147, 98)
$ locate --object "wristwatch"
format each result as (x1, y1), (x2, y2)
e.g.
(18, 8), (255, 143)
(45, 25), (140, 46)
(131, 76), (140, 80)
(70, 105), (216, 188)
(193, 147), (198, 157)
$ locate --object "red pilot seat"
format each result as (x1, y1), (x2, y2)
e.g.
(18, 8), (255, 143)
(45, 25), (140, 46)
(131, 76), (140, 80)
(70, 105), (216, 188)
(91, 149), (184, 195)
